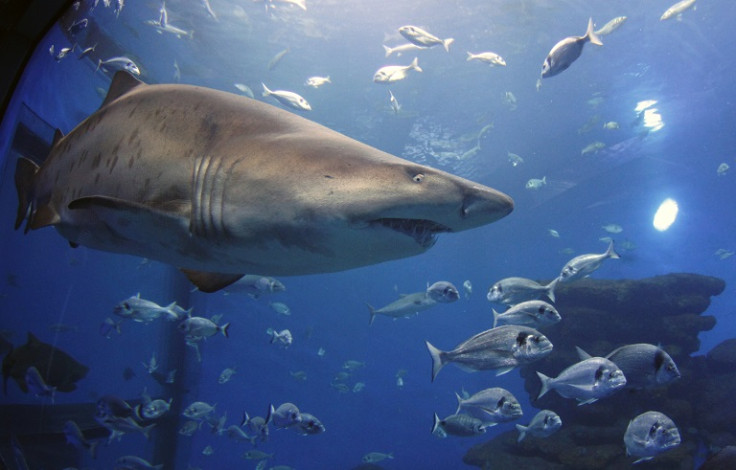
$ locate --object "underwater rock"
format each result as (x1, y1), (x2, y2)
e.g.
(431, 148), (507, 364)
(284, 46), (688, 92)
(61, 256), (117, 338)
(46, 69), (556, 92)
(2, 332), (89, 394)
(464, 273), (726, 469)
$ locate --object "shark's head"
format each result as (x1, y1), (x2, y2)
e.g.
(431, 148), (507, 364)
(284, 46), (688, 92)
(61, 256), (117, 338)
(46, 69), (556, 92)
(221, 131), (513, 275)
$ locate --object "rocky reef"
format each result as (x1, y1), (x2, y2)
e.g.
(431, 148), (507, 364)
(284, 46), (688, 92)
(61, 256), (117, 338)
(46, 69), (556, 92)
(463, 273), (730, 469)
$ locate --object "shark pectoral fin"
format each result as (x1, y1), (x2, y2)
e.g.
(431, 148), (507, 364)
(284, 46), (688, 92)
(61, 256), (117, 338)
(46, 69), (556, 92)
(181, 269), (244, 293)
(68, 195), (188, 242)
(14, 157), (40, 231)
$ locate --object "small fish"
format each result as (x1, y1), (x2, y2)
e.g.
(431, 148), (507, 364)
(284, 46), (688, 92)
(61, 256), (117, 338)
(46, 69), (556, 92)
(373, 57), (422, 83)
(242, 449), (274, 460)
(601, 224), (623, 234)
(51, 45), (76, 61)
(581, 141), (606, 155)
(367, 291), (437, 325)
(660, 0), (697, 21)
(717, 163), (729, 176)
(426, 325), (553, 381)
(455, 387), (523, 424)
(715, 248), (735, 260)
(63, 420), (99, 458)
(432, 413), (487, 437)
(116, 455), (162, 470)
(382, 42), (425, 57)
(144, 3), (193, 39)
(233, 83), (255, 98)
(548, 229), (560, 238)
(218, 367), (236, 384)
(462, 280), (472, 298)
(487, 277), (558, 305)
(141, 353), (158, 374)
(362, 452), (394, 463)
(183, 401), (216, 420)
(269, 301), (291, 316)
(224, 274), (284, 296)
(266, 328), (292, 347)
(507, 152), (524, 167)
(68, 18), (88, 35)
(536, 356), (627, 405)
(541, 18), (602, 78)
(305, 76), (331, 88)
(178, 317), (230, 338)
(579, 344), (681, 389)
(352, 382), (366, 393)
(317, 347), (326, 357)
(267, 402), (302, 429)
(398, 25), (453, 51)
(466, 51), (506, 66)
(388, 90), (401, 114)
(25, 366), (56, 402)
(595, 16), (627, 36)
(603, 121), (620, 130)
(558, 240), (620, 282)
(268, 48), (290, 70)
(202, 445), (214, 456)
(515, 410), (562, 442)
(201, 0), (217, 20)
(290, 370), (307, 381)
(97, 56), (140, 75)
(426, 281), (460, 303)
(173, 60), (181, 81)
(178, 420), (200, 436)
(261, 83), (311, 111)
(271, 0), (306, 11)
(96, 415), (155, 443)
(492, 300), (561, 329)
(536, 77), (542, 91)
(114, 294), (180, 322)
(504, 91), (517, 109)
(78, 44), (97, 60)
(294, 412), (325, 435)
(343, 360), (365, 371)
(624, 411), (681, 463)
(526, 176), (546, 190)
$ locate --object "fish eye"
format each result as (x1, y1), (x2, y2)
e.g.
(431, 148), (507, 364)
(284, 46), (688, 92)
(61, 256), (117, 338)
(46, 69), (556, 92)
(123, 302), (130, 309)
(412, 173), (424, 183)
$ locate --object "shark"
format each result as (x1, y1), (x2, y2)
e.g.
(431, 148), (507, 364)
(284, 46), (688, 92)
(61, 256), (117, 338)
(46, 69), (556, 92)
(14, 71), (513, 292)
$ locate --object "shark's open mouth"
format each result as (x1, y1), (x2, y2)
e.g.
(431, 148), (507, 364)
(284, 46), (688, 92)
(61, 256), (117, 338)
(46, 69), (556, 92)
(372, 218), (451, 248)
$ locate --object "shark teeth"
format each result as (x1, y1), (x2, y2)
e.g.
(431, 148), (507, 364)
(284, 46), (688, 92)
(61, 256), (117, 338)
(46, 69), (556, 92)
(372, 218), (451, 248)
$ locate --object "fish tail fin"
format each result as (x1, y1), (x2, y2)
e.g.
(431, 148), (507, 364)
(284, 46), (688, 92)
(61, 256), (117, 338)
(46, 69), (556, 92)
(515, 424), (528, 442)
(220, 322), (230, 338)
(443, 38), (454, 52)
(14, 157), (39, 231)
(366, 303), (377, 326)
(265, 404), (275, 425)
(95, 58), (102, 72)
(141, 423), (156, 439)
(454, 392), (464, 415)
(586, 18), (603, 46)
(492, 308), (500, 328)
(536, 371), (552, 400)
(388, 452), (394, 459)
(410, 57), (422, 73)
(466, 51), (474, 61)
(382, 44), (392, 58)
(261, 83), (272, 97)
(425, 340), (446, 382)
(240, 411), (250, 427)
(605, 240), (620, 260)
(545, 277), (558, 303)
(431, 412), (441, 434)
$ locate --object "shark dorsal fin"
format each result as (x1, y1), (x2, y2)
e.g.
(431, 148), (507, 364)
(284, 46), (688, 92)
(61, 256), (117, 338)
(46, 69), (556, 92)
(101, 71), (144, 108)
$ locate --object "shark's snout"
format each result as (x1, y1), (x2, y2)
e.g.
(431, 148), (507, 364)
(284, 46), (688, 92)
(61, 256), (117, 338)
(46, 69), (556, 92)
(460, 186), (514, 225)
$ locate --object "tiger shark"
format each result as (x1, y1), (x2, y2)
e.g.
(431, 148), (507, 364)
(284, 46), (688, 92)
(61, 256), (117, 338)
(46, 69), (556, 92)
(15, 71), (513, 292)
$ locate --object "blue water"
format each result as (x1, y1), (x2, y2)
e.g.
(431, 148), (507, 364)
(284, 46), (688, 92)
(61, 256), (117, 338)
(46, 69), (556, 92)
(1, 0), (735, 469)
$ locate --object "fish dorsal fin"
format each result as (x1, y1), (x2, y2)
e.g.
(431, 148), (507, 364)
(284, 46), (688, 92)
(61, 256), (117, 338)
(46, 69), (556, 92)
(101, 71), (144, 108)
(181, 269), (244, 293)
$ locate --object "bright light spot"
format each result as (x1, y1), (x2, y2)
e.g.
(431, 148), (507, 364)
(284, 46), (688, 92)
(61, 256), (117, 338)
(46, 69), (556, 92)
(643, 108), (664, 132)
(635, 100), (657, 113)
(653, 198), (678, 231)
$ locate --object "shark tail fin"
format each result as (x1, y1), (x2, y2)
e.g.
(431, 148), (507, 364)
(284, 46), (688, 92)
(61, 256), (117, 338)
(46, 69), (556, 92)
(14, 157), (38, 231)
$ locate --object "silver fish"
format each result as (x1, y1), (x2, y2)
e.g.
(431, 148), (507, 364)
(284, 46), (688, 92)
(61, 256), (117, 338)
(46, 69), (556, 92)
(426, 325), (553, 381)
(114, 294), (180, 322)
(182, 401), (216, 420)
(224, 274), (284, 297)
(541, 18), (602, 78)
(267, 328), (292, 347)
(660, 0), (697, 21)
(515, 410), (562, 442)
(261, 83), (311, 111)
(578, 344), (680, 389)
(624, 411), (681, 464)
(138, 398), (172, 419)
(388, 90), (400, 114)
(595, 16), (627, 36)
(492, 300), (561, 329)
(305, 76), (330, 88)
(266, 402), (302, 429)
(293, 412), (325, 435)
(178, 317), (229, 338)
(382, 43), (425, 57)
(487, 277), (558, 304)
(398, 25), (453, 51)
(63, 420), (99, 458)
(426, 281), (460, 303)
(362, 452), (393, 463)
(367, 291), (437, 325)
(96, 56), (141, 75)
(14, 72), (512, 293)
(536, 356), (627, 405)
(558, 240), (620, 282)
(373, 57), (422, 83)
(25, 366), (56, 402)
(267, 48), (289, 71)
(116, 455), (162, 470)
(466, 51), (506, 66)
(432, 413), (486, 437)
(218, 367), (236, 384)
(455, 387), (523, 424)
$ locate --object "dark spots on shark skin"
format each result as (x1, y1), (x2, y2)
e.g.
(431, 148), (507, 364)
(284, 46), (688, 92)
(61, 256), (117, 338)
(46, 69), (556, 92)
(324, 175), (334, 179)
(54, 170), (60, 185)
(128, 155), (135, 168)
(91, 153), (102, 170)
(108, 155), (119, 174)
(127, 128), (140, 146)
(94, 173), (101, 184)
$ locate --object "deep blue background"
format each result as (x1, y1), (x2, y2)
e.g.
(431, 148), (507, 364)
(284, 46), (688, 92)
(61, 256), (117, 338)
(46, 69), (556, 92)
(1, 1), (735, 468)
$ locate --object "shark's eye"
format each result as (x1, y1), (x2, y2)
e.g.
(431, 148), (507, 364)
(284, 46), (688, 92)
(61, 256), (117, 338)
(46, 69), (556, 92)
(413, 173), (424, 183)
